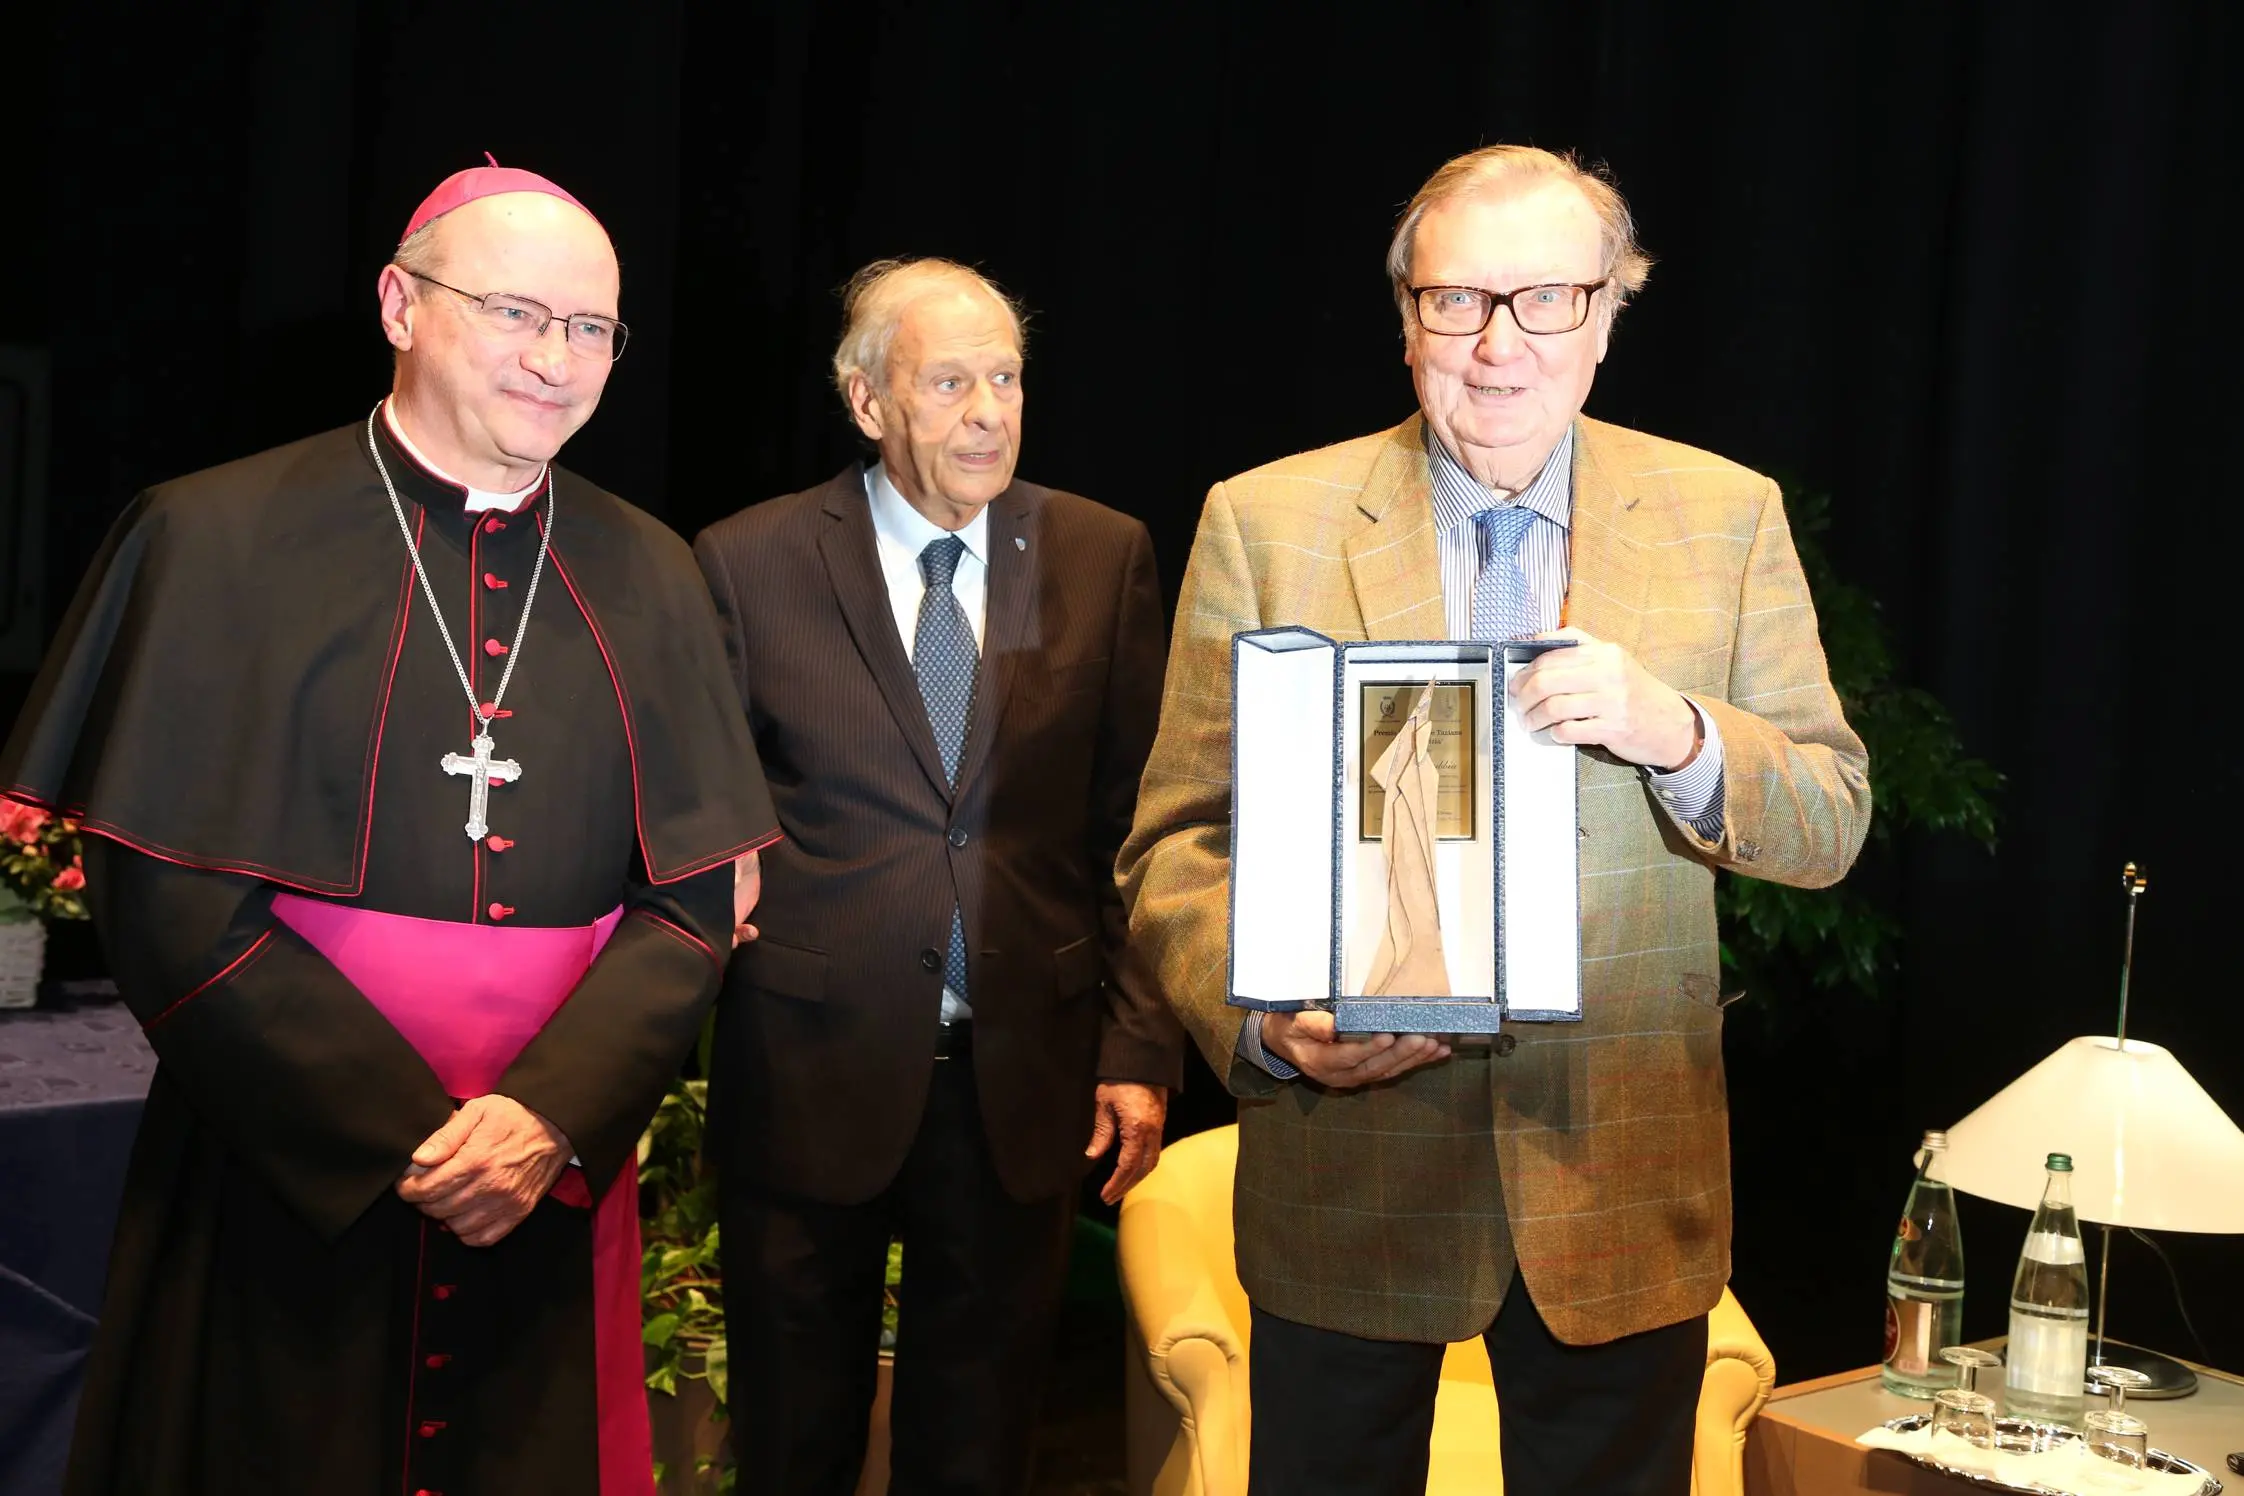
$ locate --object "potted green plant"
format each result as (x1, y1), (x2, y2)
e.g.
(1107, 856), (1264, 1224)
(0, 801), (89, 1008)
(638, 1020), (906, 1495)
(1716, 487), (2000, 1000)
(639, 1040), (729, 1495)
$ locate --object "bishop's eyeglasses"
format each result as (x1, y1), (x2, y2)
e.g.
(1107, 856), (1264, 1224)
(1409, 280), (1608, 337)
(406, 271), (631, 361)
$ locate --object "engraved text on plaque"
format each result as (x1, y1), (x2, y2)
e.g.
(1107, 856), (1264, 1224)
(1359, 682), (1475, 840)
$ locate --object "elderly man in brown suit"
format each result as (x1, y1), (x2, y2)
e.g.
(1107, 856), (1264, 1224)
(1118, 146), (1872, 1493)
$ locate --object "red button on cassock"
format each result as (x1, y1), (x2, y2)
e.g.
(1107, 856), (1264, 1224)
(476, 703), (514, 720)
(418, 1419), (446, 1438)
(425, 1353), (452, 1369)
(485, 836), (514, 853)
(483, 639), (508, 658)
(482, 572), (509, 590)
(431, 1283), (456, 1301)
(483, 516), (506, 533)
(489, 903), (515, 922)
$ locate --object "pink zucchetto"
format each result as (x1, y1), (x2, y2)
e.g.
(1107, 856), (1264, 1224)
(399, 152), (597, 245)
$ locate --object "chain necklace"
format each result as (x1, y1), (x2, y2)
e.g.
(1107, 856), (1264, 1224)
(364, 405), (554, 841)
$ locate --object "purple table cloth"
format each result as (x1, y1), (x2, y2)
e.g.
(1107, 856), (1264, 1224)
(0, 1004), (153, 1496)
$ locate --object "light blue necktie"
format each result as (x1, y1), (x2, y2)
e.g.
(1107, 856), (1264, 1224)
(913, 536), (977, 1000)
(1470, 505), (1540, 641)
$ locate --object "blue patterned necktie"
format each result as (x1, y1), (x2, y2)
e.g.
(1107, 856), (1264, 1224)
(1470, 505), (1540, 641)
(913, 535), (977, 1000)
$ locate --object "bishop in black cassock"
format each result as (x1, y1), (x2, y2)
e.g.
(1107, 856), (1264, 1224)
(0, 163), (776, 1496)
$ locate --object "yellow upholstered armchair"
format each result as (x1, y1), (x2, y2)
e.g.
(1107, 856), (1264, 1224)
(1118, 1124), (1777, 1496)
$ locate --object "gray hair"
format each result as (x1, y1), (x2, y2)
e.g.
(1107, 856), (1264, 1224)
(831, 257), (1028, 404)
(382, 222), (447, 361)
(392, 218), (445, 282)
(1386, 146), (1652, 323)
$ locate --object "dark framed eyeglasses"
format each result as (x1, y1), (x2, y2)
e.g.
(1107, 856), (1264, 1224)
(405, 271), (631, 362)
(1409, 280), (1609, 337)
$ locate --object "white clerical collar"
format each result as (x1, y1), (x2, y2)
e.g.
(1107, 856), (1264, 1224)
(866, 463), (990, 565)
(381, 399), (547, 514)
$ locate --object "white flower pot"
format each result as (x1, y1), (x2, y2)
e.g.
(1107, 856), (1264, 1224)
(0, 920), (46, 1008)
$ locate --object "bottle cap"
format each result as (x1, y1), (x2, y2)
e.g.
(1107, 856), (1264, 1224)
(2047, 1152), (2073, 1171)
(1922, 1129), (1950, 1149)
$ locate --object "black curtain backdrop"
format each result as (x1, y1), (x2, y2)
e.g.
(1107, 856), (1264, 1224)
(8, 2), (2239, 1382)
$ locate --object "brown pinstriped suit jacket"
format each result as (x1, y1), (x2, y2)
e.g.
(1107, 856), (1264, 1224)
(695, 467), (1184, 1207)
(1116, 414), (1872, 1345)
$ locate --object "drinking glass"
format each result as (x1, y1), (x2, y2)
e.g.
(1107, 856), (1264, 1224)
(1933, 1348), (2006, 1454)
(2084, 1365), (2152, 1467)
(1931, 1388), (1996, 1452)
(1939, 1345), (2003, 1392)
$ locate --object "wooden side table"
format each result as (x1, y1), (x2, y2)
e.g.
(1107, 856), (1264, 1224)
(1744, 1353), (2242, 1495)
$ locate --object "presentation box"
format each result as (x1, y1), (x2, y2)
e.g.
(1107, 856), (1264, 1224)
(1227, 627), (1581, 1034)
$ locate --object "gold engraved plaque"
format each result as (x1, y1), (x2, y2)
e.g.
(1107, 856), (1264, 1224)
(1359, 682), (1475, 840)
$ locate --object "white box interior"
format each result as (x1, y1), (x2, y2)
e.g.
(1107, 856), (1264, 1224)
(1338, 648), (1496, 1000)
(1498, 650), (1582, 1018)
(1229, 631), (1336, 1007)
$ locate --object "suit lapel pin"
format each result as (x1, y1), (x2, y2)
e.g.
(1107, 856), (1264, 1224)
(1014, 536), (1026, 551)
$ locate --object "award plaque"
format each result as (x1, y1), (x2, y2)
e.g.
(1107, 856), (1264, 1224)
(1227, 627), (1582, 1034)
(1359, 682), (1475, 840)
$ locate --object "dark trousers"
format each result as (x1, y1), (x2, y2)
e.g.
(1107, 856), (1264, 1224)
(720, 1052), (1075, 1496)
(1248, 1274), (1707, 1496)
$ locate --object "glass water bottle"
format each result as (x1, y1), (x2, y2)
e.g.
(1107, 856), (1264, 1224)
(2004, 1152), (2090, 1427)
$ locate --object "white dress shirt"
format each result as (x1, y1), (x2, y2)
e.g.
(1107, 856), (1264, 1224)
(866, 463), (988, 1021)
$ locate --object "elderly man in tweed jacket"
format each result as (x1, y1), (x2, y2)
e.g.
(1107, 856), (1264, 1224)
(1117, 146), (1871, 1494)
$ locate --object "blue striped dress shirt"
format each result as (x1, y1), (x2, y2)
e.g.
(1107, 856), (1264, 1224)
(1241, 424), (1726, 1076)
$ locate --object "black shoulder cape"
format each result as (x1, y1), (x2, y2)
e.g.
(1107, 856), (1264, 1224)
(1, 419), (776, 892)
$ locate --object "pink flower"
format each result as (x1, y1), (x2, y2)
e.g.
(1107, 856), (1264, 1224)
(1, 808), (49, 845)
(54, 866), (86, 893)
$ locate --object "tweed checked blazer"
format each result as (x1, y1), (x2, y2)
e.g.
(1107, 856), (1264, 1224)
(1116, 413), (1871, 1346)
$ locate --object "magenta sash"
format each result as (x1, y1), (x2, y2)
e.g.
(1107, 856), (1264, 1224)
(271, 895), (651, 1496)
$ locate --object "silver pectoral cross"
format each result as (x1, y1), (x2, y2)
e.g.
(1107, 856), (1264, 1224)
(440, 733), (522, 842)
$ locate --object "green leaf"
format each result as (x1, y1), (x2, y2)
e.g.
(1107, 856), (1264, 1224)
(643, 1311), (681, 1348)
(705, 1339), (728, 1407)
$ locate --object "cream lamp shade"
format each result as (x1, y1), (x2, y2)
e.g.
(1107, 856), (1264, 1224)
(1942, 1035), (2244, 1233)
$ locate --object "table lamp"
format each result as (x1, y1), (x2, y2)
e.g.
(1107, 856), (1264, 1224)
(1941, 864), (2244, 1398)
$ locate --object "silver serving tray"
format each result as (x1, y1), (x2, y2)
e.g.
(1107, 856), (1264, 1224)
(1877, 1414), (2223, 1496)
